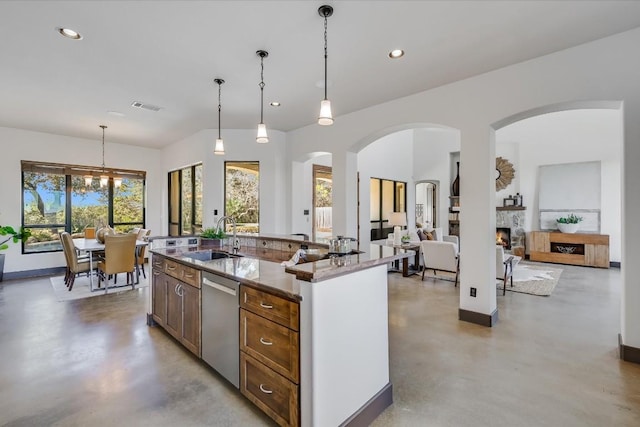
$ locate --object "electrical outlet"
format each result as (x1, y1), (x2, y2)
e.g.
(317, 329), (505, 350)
(470, 287), (477, 297)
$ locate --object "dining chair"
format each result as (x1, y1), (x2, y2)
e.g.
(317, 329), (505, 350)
(59, 232), (93, 291)
(135, 228), (151, 279)
(84, 226), (96, 239)
(97, 233), (137, 293)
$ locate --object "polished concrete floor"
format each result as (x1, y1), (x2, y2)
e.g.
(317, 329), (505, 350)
(1, 263), (639, 426)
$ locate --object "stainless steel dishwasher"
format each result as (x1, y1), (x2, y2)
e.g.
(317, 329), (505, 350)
(201, 271), (240, 388)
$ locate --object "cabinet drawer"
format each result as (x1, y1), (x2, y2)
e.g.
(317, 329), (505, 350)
(179, 264), (201, 288)
(241, 352), (299, 427)
(241, 285), (299, 331)
(164, 258), (180, 278)
(152, 255), (165, 271)
(241, 309), (299, 384)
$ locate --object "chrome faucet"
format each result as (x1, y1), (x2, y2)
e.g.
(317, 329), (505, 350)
(216, 215), (240, 254)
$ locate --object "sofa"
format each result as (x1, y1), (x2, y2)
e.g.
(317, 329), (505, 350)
(387, 227), (458, 250)
(387, 228), (459, 277)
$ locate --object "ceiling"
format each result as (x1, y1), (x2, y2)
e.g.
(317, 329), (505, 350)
(2, 1), (640, 149)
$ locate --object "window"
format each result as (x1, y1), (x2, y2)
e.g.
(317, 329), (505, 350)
(225, 161), (259, 233)
(21, 161), (146, 254)
(313, 165), (332, 240)
(168, 163), (202, 236)
(370, 177), (406, 240)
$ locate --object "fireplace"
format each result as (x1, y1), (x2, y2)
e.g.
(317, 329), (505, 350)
(496, 227), (511, 250)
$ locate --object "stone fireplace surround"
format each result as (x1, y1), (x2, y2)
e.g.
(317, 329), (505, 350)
(497, 207), (526, 253)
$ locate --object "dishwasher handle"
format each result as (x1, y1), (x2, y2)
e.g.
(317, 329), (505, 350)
(203, 277), (238, 297)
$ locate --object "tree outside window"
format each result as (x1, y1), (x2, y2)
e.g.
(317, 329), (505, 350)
(225, 162), (259, 233)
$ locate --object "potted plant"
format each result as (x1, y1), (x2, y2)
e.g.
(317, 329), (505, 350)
(200, 227), (227, 248)
(0, 225), (32, 282)
(556, 213), (583, 233)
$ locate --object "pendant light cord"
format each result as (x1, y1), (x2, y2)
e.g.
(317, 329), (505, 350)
(100, 125), (106, 172)
(323, 14), (328, 101)
(217, 82), (222, 139)
(259, 55), (265, 124)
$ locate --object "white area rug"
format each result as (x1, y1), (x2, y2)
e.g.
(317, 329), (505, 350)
(50, 273), (149, 302)
(498, 263), (563, 296)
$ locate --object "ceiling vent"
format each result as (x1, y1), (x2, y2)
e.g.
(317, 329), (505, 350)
(131, 101), (162, 112)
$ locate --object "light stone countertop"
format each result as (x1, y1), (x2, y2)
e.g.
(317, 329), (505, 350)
(150, 243), (414, 301)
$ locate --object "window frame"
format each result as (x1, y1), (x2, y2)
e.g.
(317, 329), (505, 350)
(224, 161), (260, 233)
(21, 160), (146, 254)
(168, 163), (202, 236)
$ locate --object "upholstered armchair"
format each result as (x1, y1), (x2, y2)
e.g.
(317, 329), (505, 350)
(420, 237), (460, 285)
(497, 245), (521, 295)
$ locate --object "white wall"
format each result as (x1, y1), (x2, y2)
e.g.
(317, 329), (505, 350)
(497, 109), (622, 261)
(286, 27), (640, 347)
(412, 128), (461, 232)
(161, 128), (288, 235)
(0, 126), (163, 274)
(357, 130), (415, 248)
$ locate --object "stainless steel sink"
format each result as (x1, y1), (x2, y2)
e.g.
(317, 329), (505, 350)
(183, 250), (242, 261)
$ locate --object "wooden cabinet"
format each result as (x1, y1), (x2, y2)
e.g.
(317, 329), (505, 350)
(240, 284), (300, 427)
(180, 281), (201, 355)
(530, 231), (609, 268)
(151, 269), (169, 326)
(241, 352), (299, 427)
(151, 255), (202, 356)
(241, 285), (299, 331)
(165, 277), (182, 338)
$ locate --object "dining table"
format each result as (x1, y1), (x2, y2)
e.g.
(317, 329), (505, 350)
(73, 237), (149, 292)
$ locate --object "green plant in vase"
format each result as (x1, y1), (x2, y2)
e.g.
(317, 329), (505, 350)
(0, 225), (32, 251)
(556, 213), (583, 233)
(200, 227), (227, 239)
(556, 213), (583, 224)
(200, 227), (227, 248)
(0, 225), (32, 282)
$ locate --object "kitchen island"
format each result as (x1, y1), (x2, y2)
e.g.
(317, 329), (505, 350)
(149, 236), (413, 427)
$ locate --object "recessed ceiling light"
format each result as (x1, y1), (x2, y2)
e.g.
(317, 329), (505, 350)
(389, 49), (404, 59)
(107, 111), (125, 117)
(270, 102), (281, 107)
(57, 27), (82, 40)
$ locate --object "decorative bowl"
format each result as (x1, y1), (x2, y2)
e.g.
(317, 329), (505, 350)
(557, 223), (580, 233)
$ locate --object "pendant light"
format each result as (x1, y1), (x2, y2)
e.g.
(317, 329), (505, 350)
(83, 174), (93, 187)
(213, 78), (225, 155)
(318, 5), (334, 126)
(99, 125), (109, 187)
(256, 50), (269, 143)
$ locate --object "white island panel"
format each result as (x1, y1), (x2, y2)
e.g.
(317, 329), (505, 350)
(299, 264), (390, 426)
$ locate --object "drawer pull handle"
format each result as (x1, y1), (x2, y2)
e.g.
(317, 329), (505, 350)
(260, 302), (273, 309)
(259, 384), (273, 394)
(184, 272), (194, 278)
(259, 337), (273, 346)
(167, 265), (176, 271)
(153, 271), (160, 276)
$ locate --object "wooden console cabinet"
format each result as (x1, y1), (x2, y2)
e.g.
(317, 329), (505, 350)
(530, 231), (609, 268)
